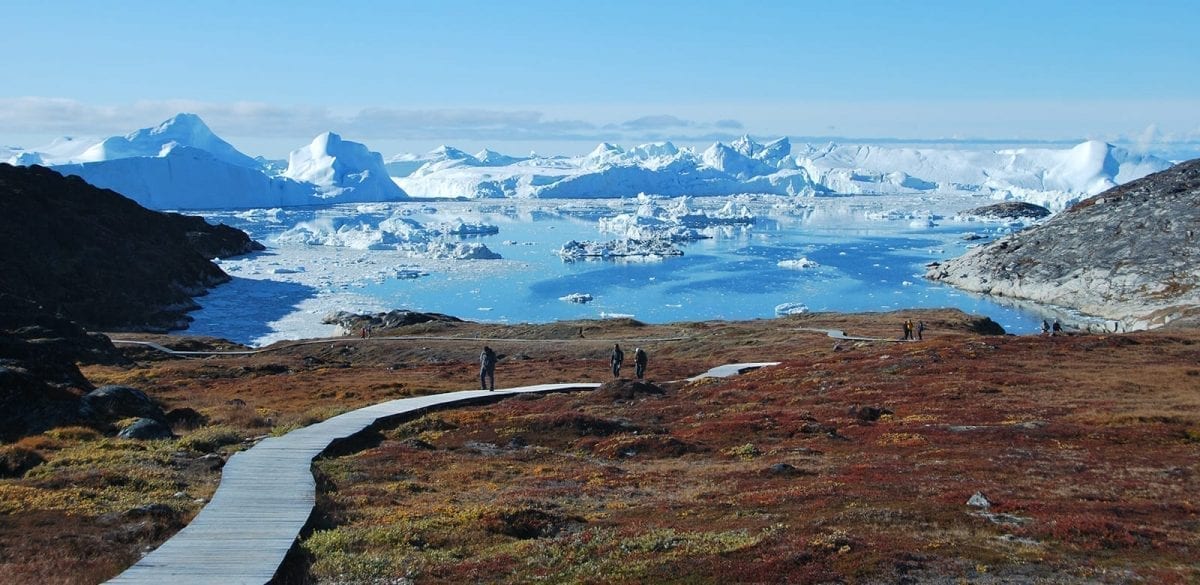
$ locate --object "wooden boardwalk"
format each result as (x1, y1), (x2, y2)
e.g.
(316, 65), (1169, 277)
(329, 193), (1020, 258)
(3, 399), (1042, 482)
(107, 383), (598, 584)
(108, 363), (774, 584)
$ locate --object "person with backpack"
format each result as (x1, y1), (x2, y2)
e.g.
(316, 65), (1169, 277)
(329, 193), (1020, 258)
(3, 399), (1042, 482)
(634, 347), (648, 379)
(479, 346), (497, 391)
(610, 343), (624, 377)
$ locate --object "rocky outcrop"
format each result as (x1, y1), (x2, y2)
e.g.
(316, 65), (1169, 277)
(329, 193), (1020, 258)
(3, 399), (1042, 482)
(928, 159), (1200, 330)
(322, 309), (465, 334)
(959, 201), (1051, 221)
(0, 163), (263, 331)
(0, 295), (135, 441)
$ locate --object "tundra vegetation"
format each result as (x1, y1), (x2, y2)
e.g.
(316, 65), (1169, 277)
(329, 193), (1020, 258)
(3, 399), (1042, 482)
(1, 310), (1197, 583)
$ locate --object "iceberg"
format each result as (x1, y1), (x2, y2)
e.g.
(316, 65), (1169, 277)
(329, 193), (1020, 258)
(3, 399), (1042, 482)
(558, 238), (684, 261)
(559, 293), (594, 304)
(778, 257), (820, 270)
(774, 302), (810, 316)
(284, 132), (409, 201)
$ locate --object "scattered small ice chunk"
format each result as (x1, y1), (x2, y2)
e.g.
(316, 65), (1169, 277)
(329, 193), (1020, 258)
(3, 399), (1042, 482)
(778, 257), (820, 270)
(901, 281), (913, 286)
(559, 293), (594, 304)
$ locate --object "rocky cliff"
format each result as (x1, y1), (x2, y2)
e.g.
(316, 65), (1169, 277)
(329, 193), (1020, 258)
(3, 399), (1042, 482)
(0, 163), (263, 331)
(927, 159), (1200, 330)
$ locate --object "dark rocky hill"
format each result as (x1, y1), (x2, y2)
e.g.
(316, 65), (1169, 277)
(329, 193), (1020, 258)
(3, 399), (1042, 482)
(928, 159), (1200, 330)
(0, 163), (263, 331)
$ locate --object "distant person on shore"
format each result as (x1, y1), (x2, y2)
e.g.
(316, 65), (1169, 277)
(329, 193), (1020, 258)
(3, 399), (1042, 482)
(1041, 320), (1050, 337)
(634, 347), (648, 379)
(1052, 319), (1063, 337)
(917, 320), (926, 341)
(610, 343), (624, 377)
(480, 346), (497, 391)
(903, 319), (914, 340)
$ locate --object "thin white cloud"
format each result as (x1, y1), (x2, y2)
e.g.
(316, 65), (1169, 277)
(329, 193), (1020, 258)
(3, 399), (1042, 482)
(0, 98), (747, 145)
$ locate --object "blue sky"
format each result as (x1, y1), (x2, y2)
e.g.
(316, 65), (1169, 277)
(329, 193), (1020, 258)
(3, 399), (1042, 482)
(2, 0), (1198, 157)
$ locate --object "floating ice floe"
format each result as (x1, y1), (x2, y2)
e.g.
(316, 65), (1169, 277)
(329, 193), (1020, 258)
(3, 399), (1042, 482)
(411, 242), (502, 260)
(557, 238), (683, 261)
(436, 218), (500, 236)
(774, 302), (810, 316)
(559, 293), (594, 304)
(598, 195), (755, 242)
(275, 213), (502, 259)
(777, 257), (820, 270)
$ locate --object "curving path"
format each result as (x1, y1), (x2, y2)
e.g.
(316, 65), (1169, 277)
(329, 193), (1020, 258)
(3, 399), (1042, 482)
(107, 363), (775, 584)
(109, 334), (690, 358)
(794, 327), (907, 343)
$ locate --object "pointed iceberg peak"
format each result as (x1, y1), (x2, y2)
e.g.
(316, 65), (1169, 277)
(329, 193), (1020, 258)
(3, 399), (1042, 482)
(430, 145), (474, 160)
(150, 112), (210, 134)
(731, 134), (762, 157)
(588, 142), (625, 157)
(474, 148), (522, 166)
(77, 112), (259, 169)
(285, 132), (407, 201)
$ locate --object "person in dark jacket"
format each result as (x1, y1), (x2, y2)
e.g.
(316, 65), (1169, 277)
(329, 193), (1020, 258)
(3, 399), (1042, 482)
(634, 347), (648, 379)
(480, 346), (497, 391)
(610, 343), (624, 377)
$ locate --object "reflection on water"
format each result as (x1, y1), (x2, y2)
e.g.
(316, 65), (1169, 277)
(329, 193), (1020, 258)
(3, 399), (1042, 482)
(203, 197), (1051, 335)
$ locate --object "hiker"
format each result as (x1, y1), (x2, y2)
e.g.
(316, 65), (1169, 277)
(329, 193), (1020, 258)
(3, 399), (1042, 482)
(916, 320), (926, 341)
(1052, 319), (1062, 337)
(1041, 320), (1050, 337)
(610, 343), (624, 377)
(634, 347), (648, 379)
(479, 346), (497, 391)
(903, 319), (914, 341)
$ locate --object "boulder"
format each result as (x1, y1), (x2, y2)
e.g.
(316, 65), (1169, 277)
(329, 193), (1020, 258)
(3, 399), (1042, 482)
(80, 385), (166, 423)
(118, 417), (174, 440)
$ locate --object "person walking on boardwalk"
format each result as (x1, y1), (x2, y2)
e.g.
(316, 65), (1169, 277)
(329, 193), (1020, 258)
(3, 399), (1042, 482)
(634, 347), (648, 379)
(903, 319), (914, 340)
(610, 343), (624, 377)
(480, 346), (497, 391)
(916, 320), (926, 341)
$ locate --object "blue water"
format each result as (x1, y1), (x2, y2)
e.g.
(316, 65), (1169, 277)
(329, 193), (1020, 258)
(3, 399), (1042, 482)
(203, 199), (1049, 335)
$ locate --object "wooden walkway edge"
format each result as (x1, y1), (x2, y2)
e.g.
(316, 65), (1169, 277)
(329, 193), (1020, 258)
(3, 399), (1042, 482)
(107, 363), (774, 584)
(106, 383), (597, 584)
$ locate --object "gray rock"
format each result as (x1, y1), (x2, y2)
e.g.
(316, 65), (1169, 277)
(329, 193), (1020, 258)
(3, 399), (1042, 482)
(929, 160), (1200, 329)
(80, 385), (165, 422)
(118, 417), (174, 440)
(967, 491), (992, 509)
